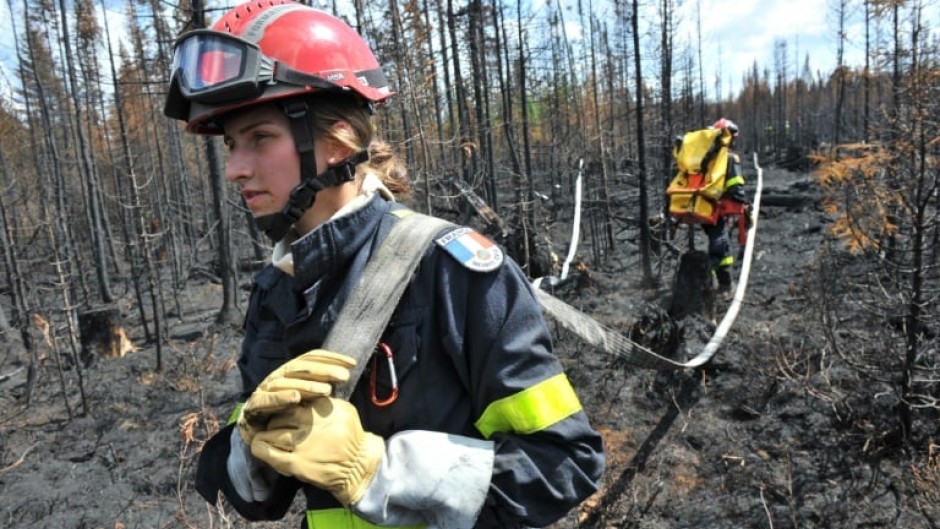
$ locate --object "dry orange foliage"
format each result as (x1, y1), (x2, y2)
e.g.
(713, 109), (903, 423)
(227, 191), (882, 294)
(811, 142), (901, 253)
(179, 409), (220, 450)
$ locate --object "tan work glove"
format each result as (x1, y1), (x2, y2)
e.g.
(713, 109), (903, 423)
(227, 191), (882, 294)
(238, 349), (356, 444)
(251, 397), (385, 506)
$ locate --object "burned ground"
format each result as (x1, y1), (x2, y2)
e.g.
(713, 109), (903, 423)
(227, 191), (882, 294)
(1, 166), (938, 528)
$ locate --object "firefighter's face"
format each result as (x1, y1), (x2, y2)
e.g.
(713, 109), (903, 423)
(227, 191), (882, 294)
(222, 104), (327, 218)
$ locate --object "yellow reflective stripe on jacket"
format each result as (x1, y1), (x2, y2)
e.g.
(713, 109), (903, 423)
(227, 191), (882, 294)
(306, 508), (425, 529)
(474, 373), (582, 439)
(227, 402), (245, 426)
(725, 175), (745, 188)
(719, 255), (734, 267)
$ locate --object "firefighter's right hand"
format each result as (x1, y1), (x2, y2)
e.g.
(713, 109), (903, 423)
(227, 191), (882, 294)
(238, 349), (356, 444)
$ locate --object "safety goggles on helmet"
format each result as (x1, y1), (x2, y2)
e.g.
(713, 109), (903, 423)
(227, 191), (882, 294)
(165, 29), (335, 120)
(170, 30), (271, 104)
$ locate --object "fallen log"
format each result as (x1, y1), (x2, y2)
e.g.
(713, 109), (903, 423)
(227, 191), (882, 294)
(760, 193), (816, 209)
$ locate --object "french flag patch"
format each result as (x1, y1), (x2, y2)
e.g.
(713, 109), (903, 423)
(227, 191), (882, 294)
(435, 227), (504, 272)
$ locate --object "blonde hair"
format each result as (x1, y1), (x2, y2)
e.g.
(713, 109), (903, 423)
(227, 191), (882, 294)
(303, 94), (412, 200)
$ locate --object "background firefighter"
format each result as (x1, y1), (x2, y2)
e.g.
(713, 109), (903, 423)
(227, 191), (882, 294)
(702, 118), (750, 295)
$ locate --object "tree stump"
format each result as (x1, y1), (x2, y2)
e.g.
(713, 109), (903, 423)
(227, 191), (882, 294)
(667, 250), (714, 320)
(78, 307), (136, 367)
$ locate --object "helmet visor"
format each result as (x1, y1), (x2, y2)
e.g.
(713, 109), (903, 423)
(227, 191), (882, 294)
(170, 30), (269, 104)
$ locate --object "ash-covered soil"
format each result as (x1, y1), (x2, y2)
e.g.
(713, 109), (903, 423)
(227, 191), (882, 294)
(1, 165), (937, 529)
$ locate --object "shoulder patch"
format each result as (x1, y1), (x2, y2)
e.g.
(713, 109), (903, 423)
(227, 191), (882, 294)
(435, 227), (504, 272)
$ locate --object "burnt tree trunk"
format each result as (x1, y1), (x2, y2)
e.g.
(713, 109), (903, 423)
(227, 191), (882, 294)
(632, 0), (654, 285)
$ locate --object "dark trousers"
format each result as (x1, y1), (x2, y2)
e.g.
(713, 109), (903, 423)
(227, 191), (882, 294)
(702, 219), (732, 283)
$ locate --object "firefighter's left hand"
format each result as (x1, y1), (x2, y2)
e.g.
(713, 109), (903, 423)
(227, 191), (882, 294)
(744, 205), (755, 230)
(238, 350), (356, 444)
(251, 397), (385, 506)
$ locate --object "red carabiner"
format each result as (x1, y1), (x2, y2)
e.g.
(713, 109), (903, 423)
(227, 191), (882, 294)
(370, 343), (399, 407)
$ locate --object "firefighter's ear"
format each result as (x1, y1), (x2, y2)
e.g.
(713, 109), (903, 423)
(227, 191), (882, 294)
(324, 121), (358, 165)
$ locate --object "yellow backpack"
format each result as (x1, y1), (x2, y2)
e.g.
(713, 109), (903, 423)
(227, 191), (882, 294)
(666, 127), (733, 224)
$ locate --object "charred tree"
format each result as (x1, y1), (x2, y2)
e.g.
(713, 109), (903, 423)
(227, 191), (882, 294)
(833, 0), (847, 145)
(632, 0), (653, 285)
(0, 62), (32, 354)
(587, 5), (615, 255)
(125, 2), (172, 362)
(435, 0), (456, 175)
(191, 0), (239, 328)
(447, 0), (475, 200)
(467, 0), (496, 208)
(99, 0), (153, 342)
(387, 0), (415, 167)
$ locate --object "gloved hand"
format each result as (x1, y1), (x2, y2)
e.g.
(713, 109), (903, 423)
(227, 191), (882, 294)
(238, 349), (356, 444)
(251, 397), (385, 506)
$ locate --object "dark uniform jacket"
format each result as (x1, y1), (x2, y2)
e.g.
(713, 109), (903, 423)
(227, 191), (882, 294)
(195, 194), (604, 528)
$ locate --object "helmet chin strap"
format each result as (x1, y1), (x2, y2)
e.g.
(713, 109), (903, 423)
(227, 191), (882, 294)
(254, 100), (368, 242)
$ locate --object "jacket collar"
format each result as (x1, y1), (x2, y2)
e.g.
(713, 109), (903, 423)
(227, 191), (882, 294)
(270, 174), (395, 277)
(288, 194), (390, 290)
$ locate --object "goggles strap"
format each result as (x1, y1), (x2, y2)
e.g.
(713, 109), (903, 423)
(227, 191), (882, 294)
(275, 67), (338, 92)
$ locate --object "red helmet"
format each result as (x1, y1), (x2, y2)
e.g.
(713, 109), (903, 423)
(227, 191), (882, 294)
(164, 0), (393, 134)
(712, 118), (739, 137)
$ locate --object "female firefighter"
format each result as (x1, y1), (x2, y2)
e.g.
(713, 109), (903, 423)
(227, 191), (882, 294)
(163, 1), (604, 528)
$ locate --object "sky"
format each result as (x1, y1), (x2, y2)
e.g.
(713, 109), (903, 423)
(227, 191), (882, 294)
(0, 0), (933, 110)
(0, 0), (129, 107)
(687, 0), (866, 96)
